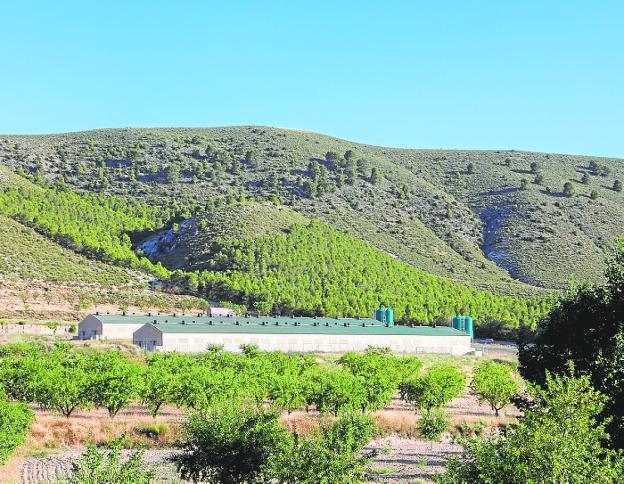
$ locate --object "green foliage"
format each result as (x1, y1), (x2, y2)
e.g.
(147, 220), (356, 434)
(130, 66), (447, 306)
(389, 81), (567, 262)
(56, 439), (156, 484)
(0, 180), (172, 277)
(400, 365), (466, 412)
(438, 370), (624, 483)
(173, 403), (288, 484)
(470, 360), (519, 416)
(195, 221), (551, 327)
(0, 399), (34, 464)
(270, 413), (376, 484)
(563, 181), (575, 197)
(520, 238), (624, 446)
(87, 351), (141, 417)
(3, 127), (624, 295)
(417, 407), (449, 441)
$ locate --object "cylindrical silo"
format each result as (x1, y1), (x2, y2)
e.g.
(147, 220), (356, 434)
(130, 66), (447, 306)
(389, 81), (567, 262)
(465, 315), (474, 339)
(386, 307), (394, 326)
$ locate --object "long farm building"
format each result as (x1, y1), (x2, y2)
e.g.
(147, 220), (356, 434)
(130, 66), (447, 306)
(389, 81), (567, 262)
(78, 313), (472, 354)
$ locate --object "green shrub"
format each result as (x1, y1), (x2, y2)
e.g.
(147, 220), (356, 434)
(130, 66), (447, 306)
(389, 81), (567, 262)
(0, 400), (34, 464)
(173, 403), (288, 483)
(438, 369), (624, 482)
(417, 408), (449, 441)
(55, 439), (155, 483)
(271, 413), (376, 483)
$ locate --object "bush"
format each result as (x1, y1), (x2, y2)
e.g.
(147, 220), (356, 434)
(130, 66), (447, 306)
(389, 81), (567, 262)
(271, 413), (376, 483)
(55, 439), (155, 483)
(0, 400), (34, 464)
(172, 403), (288, 483)
(438, 369), (624, 482)
(417, 408), (449, 441)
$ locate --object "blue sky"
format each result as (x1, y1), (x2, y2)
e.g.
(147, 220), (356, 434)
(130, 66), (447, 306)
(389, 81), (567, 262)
(1, 1), (622, 157)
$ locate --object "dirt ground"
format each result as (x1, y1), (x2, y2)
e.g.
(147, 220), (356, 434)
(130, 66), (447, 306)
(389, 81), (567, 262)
(0, 389), (519, 484)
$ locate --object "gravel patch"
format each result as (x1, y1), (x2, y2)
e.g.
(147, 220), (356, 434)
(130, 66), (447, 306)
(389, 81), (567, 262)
(20, 449), (182, 483)
(366, 436), (462, 482)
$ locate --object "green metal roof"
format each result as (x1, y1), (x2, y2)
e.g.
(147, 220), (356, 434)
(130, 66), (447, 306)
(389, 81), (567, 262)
(92, 314), (467, 336)
(138, 322), (466, 336)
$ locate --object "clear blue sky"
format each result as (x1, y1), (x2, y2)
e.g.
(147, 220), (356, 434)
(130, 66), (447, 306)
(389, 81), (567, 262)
(1, 1), (622, 157)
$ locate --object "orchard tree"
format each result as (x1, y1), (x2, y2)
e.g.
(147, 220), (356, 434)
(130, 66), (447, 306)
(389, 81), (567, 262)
(614, 179), (622, 192)
(470, 360), (519, 416)
(173, 403), (288, 484)
(0, 400), (33, 464)
(400, 365), (466, 412)
(87, 351), (140, 417)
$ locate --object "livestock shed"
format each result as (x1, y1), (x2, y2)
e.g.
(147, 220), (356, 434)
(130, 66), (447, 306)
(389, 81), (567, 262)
(78, 313), (153, 340)
(132, 316), (472, 354)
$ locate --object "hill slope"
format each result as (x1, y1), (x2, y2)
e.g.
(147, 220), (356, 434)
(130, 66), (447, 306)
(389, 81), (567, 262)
(1, 126), (622, 295)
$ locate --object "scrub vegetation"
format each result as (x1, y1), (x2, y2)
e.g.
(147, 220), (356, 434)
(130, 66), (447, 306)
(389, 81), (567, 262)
(3, 126), (623, 293)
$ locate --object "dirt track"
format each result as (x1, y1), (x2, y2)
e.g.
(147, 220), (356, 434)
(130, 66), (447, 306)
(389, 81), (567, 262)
(18, 439), (461, 484)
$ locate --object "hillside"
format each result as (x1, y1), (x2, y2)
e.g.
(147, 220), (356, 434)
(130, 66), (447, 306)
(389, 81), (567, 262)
(2, 127), (621, 295)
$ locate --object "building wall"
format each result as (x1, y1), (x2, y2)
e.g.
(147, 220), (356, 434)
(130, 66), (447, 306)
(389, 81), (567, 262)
(133, 325), (164, 350)
(101, 323), (145, 340)
(150, 332), (471, 354)
(78, 315), (103, 340)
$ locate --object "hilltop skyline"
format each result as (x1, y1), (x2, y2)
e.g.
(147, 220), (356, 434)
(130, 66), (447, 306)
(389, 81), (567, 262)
(1, 1), (622, 157)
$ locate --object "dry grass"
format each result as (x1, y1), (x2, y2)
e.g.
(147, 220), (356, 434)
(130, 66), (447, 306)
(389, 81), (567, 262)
(24, 404), (184, 453)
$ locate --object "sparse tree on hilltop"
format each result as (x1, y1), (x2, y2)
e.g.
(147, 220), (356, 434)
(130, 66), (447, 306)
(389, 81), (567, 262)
(563, 181), (575, 197)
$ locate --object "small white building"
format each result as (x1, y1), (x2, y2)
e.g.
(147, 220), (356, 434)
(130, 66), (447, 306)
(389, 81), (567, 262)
(78, 314), (152, 340)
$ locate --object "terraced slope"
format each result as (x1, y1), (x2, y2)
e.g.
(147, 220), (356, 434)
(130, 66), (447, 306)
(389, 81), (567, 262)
(1, 127), (622, 293)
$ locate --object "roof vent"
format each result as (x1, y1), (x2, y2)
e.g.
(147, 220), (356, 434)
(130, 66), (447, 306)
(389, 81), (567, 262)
(192, 320), (196, 324)
(106, 311), (110, 314)
(275, 322), (279, 326)
(173, 313), (177, 317)
(362, 323), (366, 327)
(294, 322), (298, 326)
(314, 316), (318, 319)
(122, 311), (126, 316)
(325, 322), (329, 327)
(165, 319), (168, 323)
(148, 312), (152, 317)
(235, 321), (240, 326)
(209, 321), (213, 325)
(96, 311), (99, 316)
(181, 321), (186, 325)
(313, 322), (318, 326)
(153, 319), (157, 324)
(131, 312), (135, 315)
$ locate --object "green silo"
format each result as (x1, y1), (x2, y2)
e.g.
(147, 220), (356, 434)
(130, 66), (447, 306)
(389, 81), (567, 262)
(465, 315), (474, 339)
(375, 307), (386, 323)
(386, 307), (394, 326)
(452, 315), (461, 330)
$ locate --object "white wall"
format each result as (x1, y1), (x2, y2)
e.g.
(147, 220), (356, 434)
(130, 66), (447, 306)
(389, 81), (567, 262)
(149, 332), (471, 354)
(101, 323), (145, 340)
